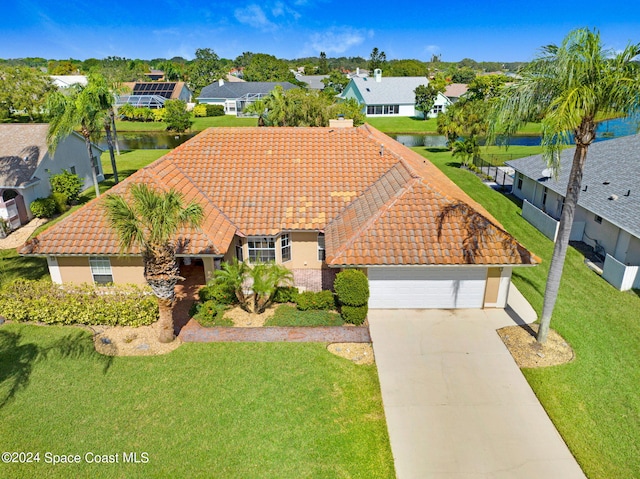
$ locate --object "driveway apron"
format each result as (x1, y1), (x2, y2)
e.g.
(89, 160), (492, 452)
(368, 285), (586, 479)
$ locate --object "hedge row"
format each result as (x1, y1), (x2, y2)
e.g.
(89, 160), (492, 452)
(0, 280), (158, 327)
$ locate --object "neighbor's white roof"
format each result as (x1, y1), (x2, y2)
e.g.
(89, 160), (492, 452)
(348, 76), (429, 104)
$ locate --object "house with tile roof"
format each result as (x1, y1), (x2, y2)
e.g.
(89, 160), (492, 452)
(196, 80), (298, 116)
(339, 69), (452, 118)
(507, 133), (640, 290)
(0, 124), (103, 232)
(21, 124), (537, 309)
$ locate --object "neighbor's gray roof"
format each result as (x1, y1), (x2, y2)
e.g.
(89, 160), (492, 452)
(197, 81), (298, 99)
(346, 76), (429, 104)
(295, 74), (329, 90)
(0, 124), (49, 188)
(506, 133), (640, 239)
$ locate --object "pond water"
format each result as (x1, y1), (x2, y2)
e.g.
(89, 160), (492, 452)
(391, 116), (639, 148)
(98, 132), (196, 150)
(98, 117), (638, 151)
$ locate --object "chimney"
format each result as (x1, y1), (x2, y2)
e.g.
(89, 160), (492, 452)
(356, 67), (360, 76)
(374, 69), (382, 82)
(218, 78), (224, 86)
(329, 117), (354, 128)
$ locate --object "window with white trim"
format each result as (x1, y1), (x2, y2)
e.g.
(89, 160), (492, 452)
(281, 234), (291, 262)
(248, 237), (276, 262)
(595, 215), (603, 224)
(89, 256), (113, 284)
(431, 104), (444, 115)
(367, 104), (399, 115)
(317, 233), (326, 261)
(516, 174), (523, 190)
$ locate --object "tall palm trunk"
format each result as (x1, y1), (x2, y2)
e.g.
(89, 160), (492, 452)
(81, 125), (101, 197)
(144, 243), (181, 343)
(157, 297), (176, 343)
(538, 119), (594, 342)
(104, 116), (119, 184)
(110, 108), (121, 156)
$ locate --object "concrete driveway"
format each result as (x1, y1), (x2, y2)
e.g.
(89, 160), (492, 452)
(369, 286), (586, 479)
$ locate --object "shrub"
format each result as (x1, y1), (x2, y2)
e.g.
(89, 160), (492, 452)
(273, 286), (299, 303)
(164, 99), (193, 132)
(153, 108), (166, 122)
(0, 280), (157, 327)
(193, 104), (208, 117)
(49, 170), (83, 203)
(190, 300), (231, 326)
(51, 192), (69, 214)
(198, 281), (238, 305)
(334, 269), (369, 306)
(296, 290), (335, 311)
(29, 196), (57, 218)
(340, 305), (368, 325)
(205, 104), (225, 117)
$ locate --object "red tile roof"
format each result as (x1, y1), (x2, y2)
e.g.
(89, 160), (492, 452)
(21, 125), (538, 267)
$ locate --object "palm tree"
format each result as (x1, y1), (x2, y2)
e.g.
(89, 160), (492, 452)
(490, 28), (640, 343)
(103, 184), (203, 343)
(213, 258), (250, 311)
(250, 263), (293, 313)
(46, 73), (115, 197)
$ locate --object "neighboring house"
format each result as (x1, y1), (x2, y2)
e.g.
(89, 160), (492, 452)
(21, 124), (537, 309)
(50, 75), (88, 89)
(443, 83), (469, 103)
(0, 124), (104, 230)
(294, 73), (329, 90)
(507, 134), (640, 290)
(144, 70), (165, 81)
(196, 80), (298, 116)
(115, 82), (193, 109)
(339, 69), (451, 118)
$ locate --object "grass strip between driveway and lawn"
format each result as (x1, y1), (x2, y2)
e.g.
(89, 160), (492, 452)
(417, 146), (640, 479)
(0, 323), (394, 479)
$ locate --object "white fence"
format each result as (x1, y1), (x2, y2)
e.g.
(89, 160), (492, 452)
(602, 254), (640, 291)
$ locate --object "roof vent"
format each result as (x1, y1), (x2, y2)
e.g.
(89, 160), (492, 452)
(625, 190), (631, 197)
(379, 145), (384, 156)
(541, 168), (554, 178)
(603, 180), (610, 185)
(609, 194), (618, 201)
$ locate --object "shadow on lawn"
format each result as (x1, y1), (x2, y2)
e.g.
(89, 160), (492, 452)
(0, 329), (112, 408)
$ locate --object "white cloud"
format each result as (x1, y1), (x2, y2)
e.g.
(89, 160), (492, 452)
(304, 27), (370, 56)
(424, 44), (440, 54)
(234, 4), (277, 31)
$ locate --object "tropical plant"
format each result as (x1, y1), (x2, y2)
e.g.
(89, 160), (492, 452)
(102, 184), (204, 342)
(213, 258), (250, 311)
(451, 137), (480, 167)
(250, 262), (293, 314)
(489, 28), (640, 343)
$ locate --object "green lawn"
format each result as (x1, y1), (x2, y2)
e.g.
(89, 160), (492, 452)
(365, 116), (439, 133)
(0, 249), (48, 285)
(416, 146), (640, 479)
(0, 323), (394, 478)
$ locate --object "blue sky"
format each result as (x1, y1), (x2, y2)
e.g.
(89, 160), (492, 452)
(3, 0), (640, 62)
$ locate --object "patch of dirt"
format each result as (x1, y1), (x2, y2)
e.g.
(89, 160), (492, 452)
(497, 323), (574, 368)
(327, 343), (375, 365)
(223, 304), (277, 327)
(91, 322), (182, 357)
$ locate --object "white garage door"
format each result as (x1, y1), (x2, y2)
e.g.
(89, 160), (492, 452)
(368, 267), (487, 309)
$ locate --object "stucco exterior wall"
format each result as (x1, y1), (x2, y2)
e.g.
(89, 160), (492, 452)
(55, 256), (144, 285)
(56, 256), (95, 284)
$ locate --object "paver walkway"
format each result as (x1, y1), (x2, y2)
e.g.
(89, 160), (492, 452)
(369, 284), (586, 479)
(179, 321), (371, 343)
